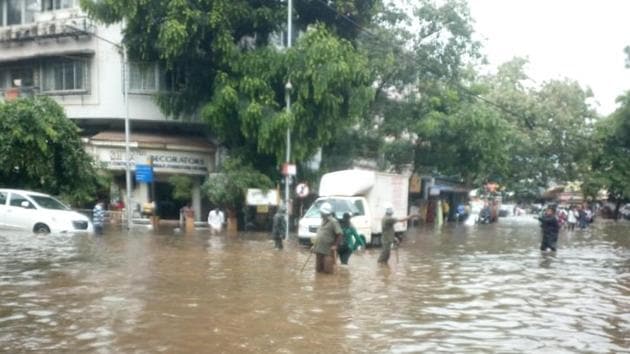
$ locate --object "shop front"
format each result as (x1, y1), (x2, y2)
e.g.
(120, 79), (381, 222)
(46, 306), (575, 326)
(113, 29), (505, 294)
(85, 131), (216, 221)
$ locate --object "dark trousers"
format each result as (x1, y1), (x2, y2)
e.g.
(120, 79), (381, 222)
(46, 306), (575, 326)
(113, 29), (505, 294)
(273, 236), (283, 250)
(338, 245), (352, 265)
(315, 253), (335, 274)
(94, 224), (104, 235)
(378, 241), (392, 264)
(540, 233), (558, 252)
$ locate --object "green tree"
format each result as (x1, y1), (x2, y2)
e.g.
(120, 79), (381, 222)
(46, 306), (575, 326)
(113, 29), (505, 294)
(476, 58), (597, 195)
(415, 99), (514, 187)
(324, 0), (481, 173)
(202, 157), (273, 229)
(168, 175), (193, 203)
(0, 97), (101, 204)
(81, 0), (379, 174)
(585, 91), (630, 218)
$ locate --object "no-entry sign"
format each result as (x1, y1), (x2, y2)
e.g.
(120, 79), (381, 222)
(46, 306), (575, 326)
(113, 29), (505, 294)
(295, 183), (309, 198)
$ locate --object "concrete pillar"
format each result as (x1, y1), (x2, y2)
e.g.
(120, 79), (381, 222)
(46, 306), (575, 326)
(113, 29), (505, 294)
(138, 183), (149, 206)
(192, 177), (202, 221)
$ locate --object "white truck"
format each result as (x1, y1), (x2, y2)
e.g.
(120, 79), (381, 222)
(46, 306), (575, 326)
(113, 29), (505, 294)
(297, 169), (409, 246)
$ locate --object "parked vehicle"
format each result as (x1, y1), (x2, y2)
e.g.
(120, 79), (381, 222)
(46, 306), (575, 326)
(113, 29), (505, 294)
(297, 170), (409, 246)
(0, 189), (93, 234)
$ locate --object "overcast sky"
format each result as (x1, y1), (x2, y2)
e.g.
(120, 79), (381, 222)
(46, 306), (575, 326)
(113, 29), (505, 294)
(467, 0), (630, 115)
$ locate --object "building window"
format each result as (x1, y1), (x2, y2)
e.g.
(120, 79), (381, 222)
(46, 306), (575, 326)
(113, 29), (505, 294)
(1, 0), (37, 26)
(128, 62), (168, 93)
(41, 0), (76, 12)
(10, 66), (34, 87)
(42, 59), (88, 93)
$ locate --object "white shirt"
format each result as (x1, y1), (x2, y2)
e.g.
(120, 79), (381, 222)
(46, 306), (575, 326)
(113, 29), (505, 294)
(208, 210), (225, 227)
(568, 210), (578, 223)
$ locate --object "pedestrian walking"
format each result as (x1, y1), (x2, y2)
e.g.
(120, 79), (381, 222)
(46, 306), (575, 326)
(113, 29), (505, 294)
(378, 205), (417, 265)
(271, 206), (287, 250)
(578, 205), (587, 229)
(567, 206), (578, 231)
(92, 201), (105, 235)
(313, 202), (342, 274)
(338, 213), (366, 265)
(539, 206), (559, 252)
(208, 207), (225, 235)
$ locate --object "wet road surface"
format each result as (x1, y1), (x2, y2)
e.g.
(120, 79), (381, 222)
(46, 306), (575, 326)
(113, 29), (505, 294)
(0, 216), (628, 353)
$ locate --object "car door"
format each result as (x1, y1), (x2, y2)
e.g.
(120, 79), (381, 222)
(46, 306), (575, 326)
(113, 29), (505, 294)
(6, 192), (38, 231)
(0, 191), (8, 229)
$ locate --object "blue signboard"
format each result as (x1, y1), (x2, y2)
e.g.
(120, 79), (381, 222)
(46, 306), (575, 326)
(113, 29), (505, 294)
(135, 164), (154, 183)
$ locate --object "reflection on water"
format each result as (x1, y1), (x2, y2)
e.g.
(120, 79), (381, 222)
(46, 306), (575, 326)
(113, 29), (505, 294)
(0, 218), (628, 353)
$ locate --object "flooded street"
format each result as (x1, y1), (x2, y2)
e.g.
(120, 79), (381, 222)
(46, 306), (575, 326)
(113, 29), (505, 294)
(0, 217), (628, 353)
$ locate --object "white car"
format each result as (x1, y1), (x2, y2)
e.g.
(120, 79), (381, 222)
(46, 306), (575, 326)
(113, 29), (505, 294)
(0, 189), (93, 234)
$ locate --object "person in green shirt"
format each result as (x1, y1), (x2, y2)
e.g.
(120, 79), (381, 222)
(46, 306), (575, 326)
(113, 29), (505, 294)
(338, 213), (366, 265)
(378, 205), (418, 265)
(313, 202), (342, 274)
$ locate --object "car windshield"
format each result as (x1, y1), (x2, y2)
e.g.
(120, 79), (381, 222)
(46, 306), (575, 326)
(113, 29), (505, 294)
(304, 198), (361, 219)
(29, 195), (70, 210)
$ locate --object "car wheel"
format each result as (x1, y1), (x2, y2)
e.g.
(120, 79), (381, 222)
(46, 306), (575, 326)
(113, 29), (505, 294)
(33, 223), (51, 234)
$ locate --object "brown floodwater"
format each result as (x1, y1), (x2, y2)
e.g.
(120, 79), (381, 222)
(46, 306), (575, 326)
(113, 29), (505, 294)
(0, 216), (628, 353)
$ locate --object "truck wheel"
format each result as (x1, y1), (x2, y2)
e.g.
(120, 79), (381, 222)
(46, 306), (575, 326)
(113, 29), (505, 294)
(34, 223), (51, 234)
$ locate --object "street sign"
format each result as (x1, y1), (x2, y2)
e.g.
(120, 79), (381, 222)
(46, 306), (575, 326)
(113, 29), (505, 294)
(295, 183), (309, 198)
(281, 163), (297, 176)
(135, 164), (153, 183)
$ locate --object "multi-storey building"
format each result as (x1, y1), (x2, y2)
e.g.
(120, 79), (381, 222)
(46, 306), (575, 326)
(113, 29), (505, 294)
(0, 0), (216, 220)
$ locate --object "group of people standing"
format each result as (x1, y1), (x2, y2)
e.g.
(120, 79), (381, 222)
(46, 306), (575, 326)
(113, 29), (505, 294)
(557, 205), (592, 231)
(307, 202), (417, 274)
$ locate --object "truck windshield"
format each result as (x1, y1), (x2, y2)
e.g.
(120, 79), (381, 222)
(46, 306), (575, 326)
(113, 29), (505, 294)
(304, 199), (362, 219)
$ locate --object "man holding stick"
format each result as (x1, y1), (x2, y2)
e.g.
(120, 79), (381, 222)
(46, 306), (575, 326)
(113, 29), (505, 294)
(313, 202), (342, 274)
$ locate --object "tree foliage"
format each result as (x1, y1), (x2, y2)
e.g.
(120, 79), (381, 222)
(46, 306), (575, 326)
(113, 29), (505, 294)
(584, 91), (630, 206)
(202, 157), (273, 211)
(0, 97), (101, 204)
(168, 175), (193, 203)
(324, 0), (481, 173)
(82, 0), (379, 173)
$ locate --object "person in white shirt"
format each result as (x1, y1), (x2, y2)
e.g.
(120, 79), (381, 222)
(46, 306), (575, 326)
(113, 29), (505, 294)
(208, 207), (225, 235)
(567, 206), (578, 231)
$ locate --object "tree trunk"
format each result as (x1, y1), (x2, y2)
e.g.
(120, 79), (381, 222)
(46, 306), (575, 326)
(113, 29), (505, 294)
(227, 208), (238, 233)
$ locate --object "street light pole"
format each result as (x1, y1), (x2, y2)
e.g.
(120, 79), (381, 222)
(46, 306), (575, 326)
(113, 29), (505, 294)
(284, 0), (293, 240)
(65, 23), (132, 229)
(123, 46), (132, 230)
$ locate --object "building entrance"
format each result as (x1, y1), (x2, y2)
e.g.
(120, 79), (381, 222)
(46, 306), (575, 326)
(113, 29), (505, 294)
(154, 181), (186, 220)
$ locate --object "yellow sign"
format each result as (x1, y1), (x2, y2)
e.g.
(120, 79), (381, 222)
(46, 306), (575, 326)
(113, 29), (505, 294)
(409, 174), (421, 193)
(256, 205), (269, 213)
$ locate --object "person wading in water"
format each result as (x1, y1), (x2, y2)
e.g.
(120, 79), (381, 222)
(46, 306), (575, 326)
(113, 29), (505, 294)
(378, 205), (418, 266)
(313, 202), (342, 274)
(271, 206), (287, 250)
(338, 212), (365, 265)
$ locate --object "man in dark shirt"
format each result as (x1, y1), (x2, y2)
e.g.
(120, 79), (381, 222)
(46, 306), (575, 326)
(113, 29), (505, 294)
(271, 206), (287, 250)
(539, 206), (560, 252)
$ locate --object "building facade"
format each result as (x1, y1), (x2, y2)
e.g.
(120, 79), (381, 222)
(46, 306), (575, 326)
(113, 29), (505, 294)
(0, 0), (216, 220)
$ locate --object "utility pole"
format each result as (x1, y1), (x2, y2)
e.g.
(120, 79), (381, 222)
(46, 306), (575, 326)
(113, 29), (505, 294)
(284, 0), (293, 240)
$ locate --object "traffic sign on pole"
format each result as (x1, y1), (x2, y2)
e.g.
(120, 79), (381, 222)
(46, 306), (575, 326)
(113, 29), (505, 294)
(295, 183), (309, 198)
